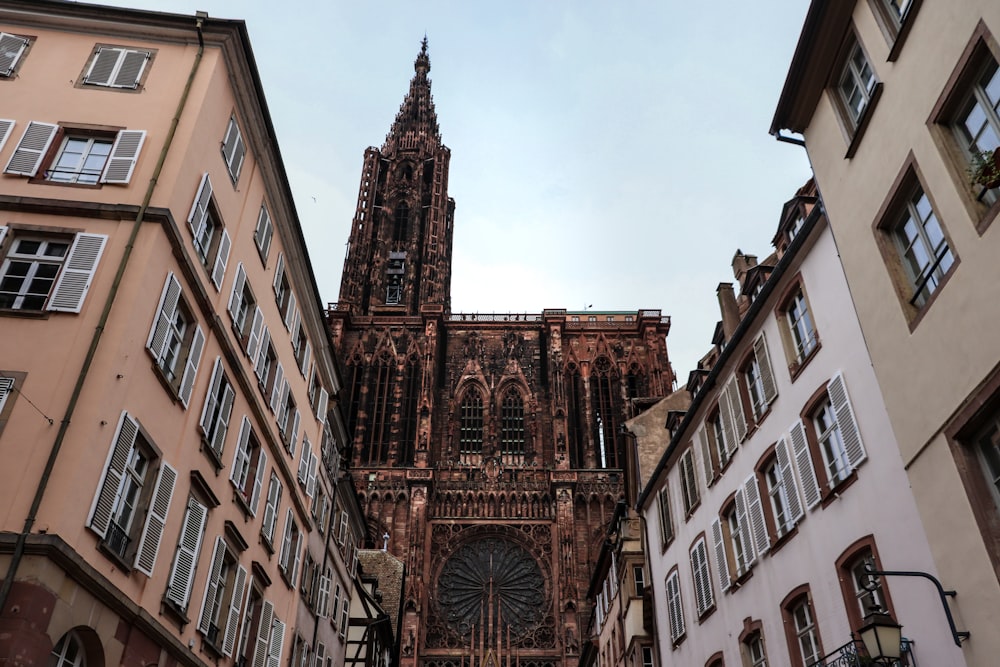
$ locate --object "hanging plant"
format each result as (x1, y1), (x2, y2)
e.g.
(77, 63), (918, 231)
(967, 147), (1000, 189)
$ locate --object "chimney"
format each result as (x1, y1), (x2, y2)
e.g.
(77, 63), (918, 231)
(717, 282), (740, 342)
(731, 250), (758, 293)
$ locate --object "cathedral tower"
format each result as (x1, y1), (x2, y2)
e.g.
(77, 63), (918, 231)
(329, 41), (675, 667)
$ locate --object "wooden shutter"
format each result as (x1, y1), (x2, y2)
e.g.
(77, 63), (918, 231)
(88, 411), (139, 538)
(726, 377), (747, 444)
(0, 119), (15, 154)
(146, 273), (181, 360)
(0, 33), (28, 76)
(299, 341), (312, 377)
(743, 474), (770, 557)
(211, 229), (231, 290)
(318, 571), (331, 617)
(252, 600), (274, 667)
(101, 129), (146, 183)
(5, 121), (58, 176)
(255, 205), (273, 257)
(187, 172), (213, 238)
(197, 536), (226, 634)
(315, 387), (329, 423)
(790, 420), (821, 509)
(48, 232), (108, 312)
(283, 292), (297, 330)
(775, 436), (804, 525)
(134, 461), (177, 576)
(734, 487), (756, 567)
(250, 449), (267, 516)
(277, 380), (291, 429)
(657, 487), (672, 546)
(84, 47), (122, 85)
(290, 309), (301, 348)
(230, 417), (252, 485)
(200, 358), (224, 437)
(112, 49), (148, 88)
(212, 382), (235, 456)
(165, 498), (207, 608)
(262, 475), (281, 543)
(710, 517), (731, 593)
(279, 509), (293, 571)
(331, 585), (341, 629)
(666, 570), (684, 641)
(306, 450), (318, 499)
(223, 117), (245, 181)
(179, 324), (206, 407)
(269, 363), (285, 412)
(682, 449), (699, 510)
(266, 616), (286, 667)
(254, 327), (271, 379)
(690, 540), (709, 615)
(288, 410), (301, 457)
(697, 427), (714, 486)
(247, 308), (265, 358)
(291, 532), (303, 584)
(829, 371), (866, 469)
(272, 253), (284, 294)
(297, 441), (311, 485)
(754, 332), (778, 404)
(0, 377), (13, 411)
(223, 565), (248, 656)
(228, 263), (247, 321)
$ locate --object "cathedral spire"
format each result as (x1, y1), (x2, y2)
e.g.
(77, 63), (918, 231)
(383, 37), (441, 153)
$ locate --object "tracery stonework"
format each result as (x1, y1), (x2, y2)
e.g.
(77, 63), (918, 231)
(328, 40), (675, 667)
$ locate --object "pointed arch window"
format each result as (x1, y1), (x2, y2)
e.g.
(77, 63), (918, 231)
(362, 353), (395, 465)
(393, 202), (409, 244)
(591, 357), (623, 469)
(459, 388), (484, 463)
(345, 357), (364, 446)
(399, 356), (420, 465)
(500, 386), (525, 463)
(566, 364), (587, 468)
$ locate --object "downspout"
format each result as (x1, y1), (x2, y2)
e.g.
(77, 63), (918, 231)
(0, 13), (208, 614)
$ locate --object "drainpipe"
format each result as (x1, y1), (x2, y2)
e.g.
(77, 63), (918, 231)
(0, 13), (208, 614)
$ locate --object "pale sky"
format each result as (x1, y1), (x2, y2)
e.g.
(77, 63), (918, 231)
(98, 0), (812, 382)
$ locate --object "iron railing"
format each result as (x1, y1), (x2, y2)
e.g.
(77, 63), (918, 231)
(808, 638), (915, 667)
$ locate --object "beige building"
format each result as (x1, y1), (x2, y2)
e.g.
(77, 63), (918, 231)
(0, 2), (356, 667)
(772, 1), (1000, 664)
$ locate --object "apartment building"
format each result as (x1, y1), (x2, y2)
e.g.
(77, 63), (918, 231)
(0, 2), (358, 666)
(771, 1), (1000, 664)
(636, 184), (963, 666)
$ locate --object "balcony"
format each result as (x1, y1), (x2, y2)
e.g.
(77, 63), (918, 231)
(104, 521), (131, 560)
(808, 638), (915, 667)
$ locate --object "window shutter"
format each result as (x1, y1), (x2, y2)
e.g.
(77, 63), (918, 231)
(198, 536), (226, 634)
(682, 449), (699, 508)
(146, 273), (181, 359)
(288, 410), (301, 456)
(290, 309), (302, 347)
(253, 600), (275, 667)
(262, 475), (281, 543)
(187, 172), (213, 238)
(255, 205), (273, 257)
(228, 263), (247, 321)
(331, 585), (341, 628)
(134, 461), (177, 576)
(726, 377), (747, 444)
(318, 572), (331, 617)
(734, 487), (756, 567)
(47, 232), (108, 313)
(693, 539), (714, 614)
(754, 332), (778, 404)
(112, 49), (148, 88)
(269, 363), (285, 413)
(179, 324), (206, 408)
(0, 119), (15, 154)
(223, 564), (248, 656)
(277, 380), (291, 427)
(0, 225), (7, 248)
(212, 229), (231, 289)
(165, 498), (207, 609)
(247, 308), (265, 358)
(306, 450), (318, 499)
(666, 571), (684, 641)
(775, 436), (804, 525)
(0, 33), (28, 76)
(315, 387), (329, 423)
(690, 542), (705, 614)
(273, 253), (284, 294)
(200, 357), (224, 436)
(4, 121), (58, 176)
(743, 474), (770, 557)
(213, 383), (235, 456)
(283, 291), (297, 330)
(250, 449), (267, 516)
(697, 427), (713, 486)
(300, 342), (311, 377)
(279, 509), (293, 570)
(88, 411), (139, 538)
(84, 46), (122, 85)
(267, 617), (286, 667)
(254, 327), (271, 380)
(297, 442), (310, 485)
(828, 371), (866, 469)
(101, 129), (146, 183)
(230, 416), (252, 484)
(710, 517), (731, 593)
(0, 377), (12, 412)
(291, 532), (303, 583)
(790, 420), (822, 509)
(223, 117), (245, 182)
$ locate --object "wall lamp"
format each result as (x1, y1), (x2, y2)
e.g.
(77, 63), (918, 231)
(864, 564), (970, 647)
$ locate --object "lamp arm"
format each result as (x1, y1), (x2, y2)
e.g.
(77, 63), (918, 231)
(864, 565), (970, 647)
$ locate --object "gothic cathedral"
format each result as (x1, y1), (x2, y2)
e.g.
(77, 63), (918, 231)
(328, 40), (675, 667)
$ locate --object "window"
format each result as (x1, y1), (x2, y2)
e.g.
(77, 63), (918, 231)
(459, 387), (485, 461)
(279, 390), (301, 454)
(836, 538), (895, 635)
(4, 122), (145, 184)
(199, 357), (235, 460)
(759, 440), (804, 541)
(146, 272), (205, 407)
(88, 411), (176, 575)
(222, 115), (245, 182)
(230, 416), (267, 516)
(273, 255), (298, 331)
(0, 376), (13, 415)
(0, 32), (30, 77)
(716, 496), (754, 585)
(888, 183), (955, 310)
(640, 646), (654, 667)
(235, 597), (285, 667)
(665, 567), (685, 644)
(292, 316), (311, 377)
(689, 536), (714, 617)
(679, 448), (700, 516)
(633, 564), (646, 597)
(81, 45), (151, 89)
(309, 368), (330, 423)
(228, 263), (262, 352)
(777, 281), (818, 371)
(164, 497), (208, 611)
(499, 386), (525, 461)
(741, 631), (768, 667)
(657, 485), (674, 548)
(838, 37), (877, 128)
(197, 536), (248, 655)
(297, 436), (318, 499)
(782, 589), (823, 667)
(0, 230), (107, 313)
(261, 472), (282, 547)
(742, 333), (778, 420)
(331, 583), (342, 630)
(187, 173), (231, 290)
(50, 632), (86, 667)
(867, 0), (920, 57)
(955, 58), (1000, 178)
(254, 203), (274, 261)
(278, 508), (303, 585)
(254, 334), (283, 412)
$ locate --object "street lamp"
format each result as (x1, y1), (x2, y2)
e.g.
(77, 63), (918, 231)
(858, 610), (902, 664)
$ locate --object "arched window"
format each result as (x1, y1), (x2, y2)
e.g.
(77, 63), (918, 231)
(591, 357), (623, 468)
(398, 357), (420, 465)
(459, 388), (484, 463)
(50, 632), (86, 667)
(345, 357), (364, 451)
(499, 386), (525, 462)
(362, 353), (395, 465)
(565, 364), (586, 467)
(393, 202), (409, 244)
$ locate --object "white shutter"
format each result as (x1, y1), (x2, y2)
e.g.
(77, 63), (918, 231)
(165, 498), (207, 609)
(5, 121), (58, 176)
(262, 475), (281, 543)
(698, 427), (714, 486)
(88, 411), (139, 537)
(187, 172), (213, 238)
(297, 441), (310, 485)
(790, 420), (822, 509)
(318, 572), (331, 617)
(0, 33), (28, 76)
(743, 474), (770, 557)
(754, 332), (778, 404)
(331, 585), (341, 629)
(223, 117), (245, 181)
(279, 509), (293, 571)
(277, 380), (291, 428)
(0, 119), (15, 154)
(146, 273), (181, 360)
(47, 232), (107, 312)
(254, 327), (271, 380)
(306, 450), (318, 499)
(250, 449), (267, 516)
(710, 517), (731, 593)
(0, 377), (13, 412)
(734, 487), (756, 567)
(212, 383), (235, 456)
(247, 308), (265, 358)
(228, 263), (247, 321)
(315, 387), (329, 423)
(267, 617), (286, 667)
(223, 565), (248, 656)
(726, 377), (747, 444)
(775, 436), (804, 526)
(291, 532), (303, 584)
(101, 129), (146, 183)
(666, 570), (684, 642)
(253, 600), (275, 667)
(829, 372), (866, 469)
(300, 342), (312, 377)
(290, 309), (302, 347)
(255, 205), (273, 257)
(269, 363), (285, 412)
(273, 253), (284, 294)
(112, 49), (148, 88)
(288, 410), (301, 457)
(134, 461), (177, 576)
(283, 291), (297, 330)
(0, 226), (8, 249)
(212, 229), (231, 290)
(690, 542), (706, 615)
(230, 416), (252, 485)
(718, 387), (737, 456)
(198, 536), (226, 634)
(179, 324), (206, 408)
(200, 358), (225, 436)
(84, 47), (122, 86)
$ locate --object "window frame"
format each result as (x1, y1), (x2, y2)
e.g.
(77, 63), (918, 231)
(186, 173), (231, 290)
(657, 484), (675, 549)
(78, 44), (154, 91)
(739, 332), (779, 423)
(229, 416), (267, 517)
(774, 277), (820, 379)
(222, 114), (246, 183)
(829, 28), (883, 157)
(689, 534), (715, 619)
(835, 536), (896, 633)
(0, 31), (32, 78)
(678, 447), (700, 517)
(780, 586), (824, 667)
(664, 566), (686, 646)
(754, 442), (805, 548)
(146, 272), (205, 407)
(866, 0), (922, 60)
